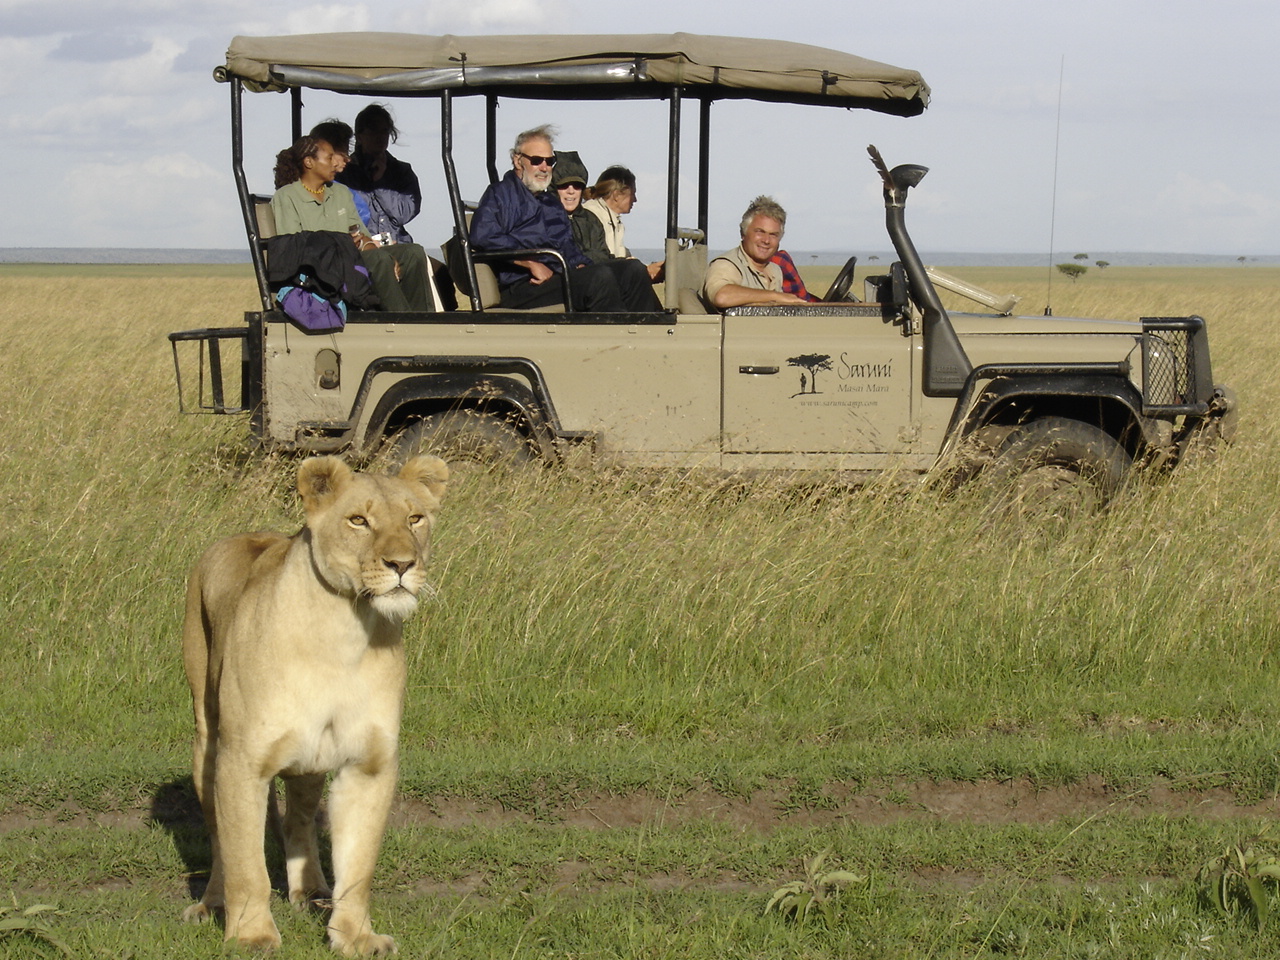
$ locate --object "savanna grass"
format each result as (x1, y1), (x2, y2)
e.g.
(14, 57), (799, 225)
(3, 263), (1280, 956)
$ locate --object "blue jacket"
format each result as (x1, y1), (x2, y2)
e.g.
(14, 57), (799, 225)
(336, 151), (421, 244)
(470, 170), (589, 287)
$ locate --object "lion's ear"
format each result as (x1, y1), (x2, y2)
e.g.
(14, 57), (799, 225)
(297, 456), (353, 513)
(399, 455), (449, 504)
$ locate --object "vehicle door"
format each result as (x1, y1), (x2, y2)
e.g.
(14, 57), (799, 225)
(720, 305), (917, 470)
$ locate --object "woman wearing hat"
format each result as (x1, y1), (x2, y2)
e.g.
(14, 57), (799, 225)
(553, 151), (611, 264)
(554, 151), (661, 311)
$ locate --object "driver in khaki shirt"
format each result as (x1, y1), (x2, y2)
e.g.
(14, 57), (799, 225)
(702, 196), (813, 309)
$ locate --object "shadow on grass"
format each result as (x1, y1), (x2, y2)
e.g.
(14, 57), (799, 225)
(147, 778), (313, 903)
(147, 779), (208, 902)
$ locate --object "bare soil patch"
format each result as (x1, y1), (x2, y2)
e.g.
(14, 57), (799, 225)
(392, 776), (1275, 832)
(2, 776), (1272, 835)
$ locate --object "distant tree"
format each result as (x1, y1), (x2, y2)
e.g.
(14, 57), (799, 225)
(869, 254), (880, 262)
(1073, 252), (1089, 261)
(1056, 263), (1088, 282)
(1095, 260), (1110, 270)
(1238, 256), (1248, 265)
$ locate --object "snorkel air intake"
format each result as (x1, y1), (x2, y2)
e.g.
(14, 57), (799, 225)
(868, 145), (971, 397)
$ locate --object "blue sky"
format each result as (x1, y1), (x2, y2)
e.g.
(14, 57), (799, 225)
(5, 0), (1277, 255)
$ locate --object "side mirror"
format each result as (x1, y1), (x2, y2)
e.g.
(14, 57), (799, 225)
(889, 261), (908, 306)
(863, 262), (909, 309)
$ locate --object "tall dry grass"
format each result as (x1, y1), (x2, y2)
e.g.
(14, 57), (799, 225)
(2, 264), (1279, 803)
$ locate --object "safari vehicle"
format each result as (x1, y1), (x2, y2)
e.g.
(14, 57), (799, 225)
(170, 32), (1235, 501)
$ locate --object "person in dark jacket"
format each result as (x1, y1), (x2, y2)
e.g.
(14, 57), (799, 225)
(552, 150), (609, 263)
(334, 104), (422, 245)
(470, 125), (653, 312)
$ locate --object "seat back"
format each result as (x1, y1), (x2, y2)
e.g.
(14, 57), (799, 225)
(472, 263), (503, 308)
(253, 195), (277, 242)
(677, 287), (711, 315)
(442, 234), (500, 309)
(663, 234), (709, 311)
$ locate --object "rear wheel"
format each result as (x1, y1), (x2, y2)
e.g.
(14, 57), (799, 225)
(389, 409), (536, 471)
(992, 416), (1131, 519)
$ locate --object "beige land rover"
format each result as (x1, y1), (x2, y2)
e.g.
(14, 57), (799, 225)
(171, 33), (1235, 503)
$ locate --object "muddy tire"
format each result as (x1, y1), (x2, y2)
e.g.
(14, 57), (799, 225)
(390, 409), (536, 471)
(992, 416), (1131, 518)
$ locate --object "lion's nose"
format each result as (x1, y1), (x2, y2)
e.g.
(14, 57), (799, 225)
(384, 558), (415, 575)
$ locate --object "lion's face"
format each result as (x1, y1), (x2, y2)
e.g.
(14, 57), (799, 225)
(297, 455), (449, 620)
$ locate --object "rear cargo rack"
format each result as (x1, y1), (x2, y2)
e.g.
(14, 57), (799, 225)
(168, 327), (250, 414)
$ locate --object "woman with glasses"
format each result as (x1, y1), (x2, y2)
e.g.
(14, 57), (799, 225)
(554, 151), (660, 311)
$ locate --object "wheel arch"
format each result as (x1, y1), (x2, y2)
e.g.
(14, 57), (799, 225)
(954, 368), (1157, 460)
(357, 366), (561, 461)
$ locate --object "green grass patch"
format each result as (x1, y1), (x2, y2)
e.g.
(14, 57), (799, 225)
(8, 816), (1280, 958)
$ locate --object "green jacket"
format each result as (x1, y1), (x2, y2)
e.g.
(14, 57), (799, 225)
(567, 206), (612, 265)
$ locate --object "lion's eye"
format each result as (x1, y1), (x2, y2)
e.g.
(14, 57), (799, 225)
(348, 515), (368, 527)
(407, 514), (424, 526)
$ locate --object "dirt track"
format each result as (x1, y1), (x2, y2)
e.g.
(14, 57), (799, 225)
(5, 776), (1275, 836)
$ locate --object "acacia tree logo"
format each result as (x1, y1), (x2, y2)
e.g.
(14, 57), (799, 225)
(787, 353), (832, 397)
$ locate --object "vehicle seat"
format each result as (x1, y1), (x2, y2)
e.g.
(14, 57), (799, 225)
(663, 231), (708, 311)
(441, 233), (565, 314)
(247, 194), (277, 277)
(253, 195), (276, 243)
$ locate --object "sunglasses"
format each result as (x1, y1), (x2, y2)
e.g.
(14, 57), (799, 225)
(518, 152), (557, 167)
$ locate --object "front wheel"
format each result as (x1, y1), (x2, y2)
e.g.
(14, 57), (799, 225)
(389, 409), (536, 471)
(991, 416), (1131, 519)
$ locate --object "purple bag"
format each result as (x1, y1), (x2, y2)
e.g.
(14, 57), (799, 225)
(276, 276), (348, 332)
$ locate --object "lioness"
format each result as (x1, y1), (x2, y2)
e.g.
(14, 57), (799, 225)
(181, 455), (448, 955)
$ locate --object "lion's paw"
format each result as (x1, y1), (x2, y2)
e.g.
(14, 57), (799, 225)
(289, 886), (334, 910)
(234, 929), (284, 952)
(330, 929), (397, 956)
(182, 902), (215, 924)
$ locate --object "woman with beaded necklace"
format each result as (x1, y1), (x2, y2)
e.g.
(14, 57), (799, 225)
(270, 136), (434, 311)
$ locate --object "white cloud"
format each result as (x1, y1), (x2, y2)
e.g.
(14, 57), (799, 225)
(282, 5), (373, 35)
(63, 153), (231, 246)
(390, 0), (573, 33)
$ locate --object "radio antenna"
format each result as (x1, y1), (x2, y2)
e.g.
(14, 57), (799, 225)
(1044, 55), (1065, 316)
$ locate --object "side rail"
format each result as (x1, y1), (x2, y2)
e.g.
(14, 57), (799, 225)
(1140, 316), (1213, 416)
(168, 327), (250, 414)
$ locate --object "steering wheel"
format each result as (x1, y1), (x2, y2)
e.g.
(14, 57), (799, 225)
(822, 256), (858, 302)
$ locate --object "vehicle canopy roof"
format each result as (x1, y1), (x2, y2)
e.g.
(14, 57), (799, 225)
(220, 32), (930, 115)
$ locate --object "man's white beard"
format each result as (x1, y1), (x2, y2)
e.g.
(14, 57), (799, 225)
(522, 169), (552, 193)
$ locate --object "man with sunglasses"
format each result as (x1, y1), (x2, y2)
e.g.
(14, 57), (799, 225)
(470, 125), (645, 311)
